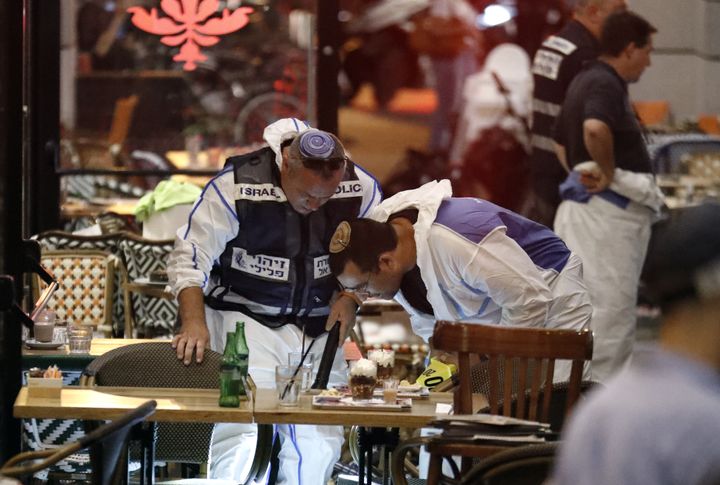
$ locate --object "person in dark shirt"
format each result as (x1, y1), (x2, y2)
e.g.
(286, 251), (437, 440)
(528, 0), (627, 227)
(553, 10), (663, 382)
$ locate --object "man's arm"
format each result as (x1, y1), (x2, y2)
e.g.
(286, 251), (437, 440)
(553, 142), (570, 173)
(582, 118), (615, 192)
(167, 168), (240, 363)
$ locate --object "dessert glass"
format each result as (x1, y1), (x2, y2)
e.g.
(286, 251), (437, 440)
(349, 358), (377, 400)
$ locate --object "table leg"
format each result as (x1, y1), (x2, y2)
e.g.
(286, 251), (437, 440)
(358, 426), (366, 485)
(140, 421), (157, 485)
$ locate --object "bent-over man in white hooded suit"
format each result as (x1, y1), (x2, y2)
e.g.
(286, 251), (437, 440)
(329, 180), (593, 381)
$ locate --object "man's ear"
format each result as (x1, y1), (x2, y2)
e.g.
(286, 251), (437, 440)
(377, 252), (395, 271)
(623, 42), (637, 59)
(281, 149), (291, 172)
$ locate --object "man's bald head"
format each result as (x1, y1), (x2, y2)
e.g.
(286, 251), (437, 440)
(572, 0), (627, 38)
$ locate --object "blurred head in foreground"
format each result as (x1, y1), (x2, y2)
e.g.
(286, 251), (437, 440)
(642, 202), (720, 367)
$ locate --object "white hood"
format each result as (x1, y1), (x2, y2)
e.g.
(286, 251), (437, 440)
(369, 180), (452, 328)
(262, 118), (311, 166)
(369, 179), (452, 225)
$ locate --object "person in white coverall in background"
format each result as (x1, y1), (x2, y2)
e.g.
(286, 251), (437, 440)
(328, 180), (592, 381)
(167, 118), (382, 484)
(553, 11), (664, 382)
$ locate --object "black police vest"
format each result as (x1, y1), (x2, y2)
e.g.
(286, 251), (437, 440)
(207, 146), (363, 337)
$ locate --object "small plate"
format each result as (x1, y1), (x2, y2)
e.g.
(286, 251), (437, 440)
(25, 339), (65, 350)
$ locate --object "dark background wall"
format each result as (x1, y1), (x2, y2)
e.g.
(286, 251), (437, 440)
(0, 0), (26, 462)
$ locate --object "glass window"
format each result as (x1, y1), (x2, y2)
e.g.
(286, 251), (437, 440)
(58, 0), (315, 202)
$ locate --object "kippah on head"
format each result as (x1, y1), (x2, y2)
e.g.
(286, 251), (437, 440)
(289, 129), (346, 161)
(642, 202), (720, 305)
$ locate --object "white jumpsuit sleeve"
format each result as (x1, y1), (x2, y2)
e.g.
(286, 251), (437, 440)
(457, 227), (553, 327)
(609, 168), (665, 214)
(167, 168), (241, 297)
(354, 162), (383, 217)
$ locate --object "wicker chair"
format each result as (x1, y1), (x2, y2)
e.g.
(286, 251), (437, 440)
(33, 230), (128, 336)
(2, 400), (156, 485)
(33, 249), (117, 337)
(117, 233), (177, 337)
(82, 342), (273, 483)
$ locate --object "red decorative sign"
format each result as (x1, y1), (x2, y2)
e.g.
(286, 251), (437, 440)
(127, 0), (253, 71)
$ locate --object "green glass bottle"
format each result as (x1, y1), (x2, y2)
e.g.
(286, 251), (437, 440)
(218, 331), (241, 407)
(234, 321), (249, 396)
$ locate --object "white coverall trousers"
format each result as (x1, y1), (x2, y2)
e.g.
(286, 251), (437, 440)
(205, 306), (346, 485)
(554, 196), (653, 382)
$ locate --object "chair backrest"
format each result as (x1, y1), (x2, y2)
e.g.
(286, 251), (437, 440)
(698, 114), (720, 135)
(107, 95), (139, 146)
(433, 321), (593, 423)
(2, 400), (156, 484)
(632, 100), (670, 127)
(460, 443), (558, 485)
(34, 249), (116, 336)
(33, 230), (128, 336)
(84, 343), (221, 464)
(117, 233), (177, 337)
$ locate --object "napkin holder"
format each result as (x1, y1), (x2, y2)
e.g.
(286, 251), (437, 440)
(27, 375), (62, 399)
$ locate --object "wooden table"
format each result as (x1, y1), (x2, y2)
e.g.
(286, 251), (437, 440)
(14, 381), (452, 485)
(253, 388), (453, 428)
(61, 198), (140, 218)
(15, 385), (451, 428)
(22, 338), (167, 370)
(14, 386), (252, 423)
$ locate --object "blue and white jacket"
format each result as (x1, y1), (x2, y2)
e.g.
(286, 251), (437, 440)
(168, 119), (382, 336)
(369, 180), (591, 341)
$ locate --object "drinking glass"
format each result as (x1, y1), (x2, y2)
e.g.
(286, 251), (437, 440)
(382, 378), (399, 404)
(33, 310), (56, 342)
(288, 351), (315, 392)
(275, 365), (300, 407)
(67, 324), (93, 354)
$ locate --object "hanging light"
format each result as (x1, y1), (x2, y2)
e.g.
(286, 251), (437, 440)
(477, 4), (514, 28)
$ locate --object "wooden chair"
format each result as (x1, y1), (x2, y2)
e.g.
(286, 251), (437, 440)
(67, 94), (139, 169)
(425, 321), (592, 485)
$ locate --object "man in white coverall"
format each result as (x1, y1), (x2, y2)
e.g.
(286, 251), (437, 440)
(167, 118), (382, 484)
(328, 180), (592, 380)
(553, 11), (664, 381)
